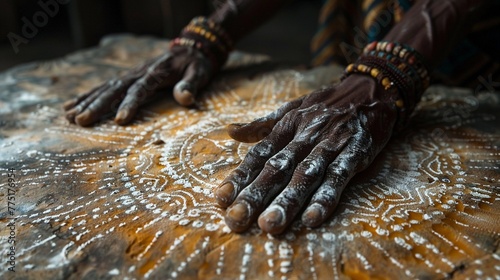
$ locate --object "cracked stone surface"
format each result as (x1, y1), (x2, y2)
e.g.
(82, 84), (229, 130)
(0, 35), (499, 279)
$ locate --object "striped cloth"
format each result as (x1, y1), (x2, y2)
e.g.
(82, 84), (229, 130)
(310, 0), (500, 89)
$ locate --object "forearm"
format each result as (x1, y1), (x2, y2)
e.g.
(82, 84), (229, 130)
(384, 0), (490, 69)
(209, 0), (290, 42)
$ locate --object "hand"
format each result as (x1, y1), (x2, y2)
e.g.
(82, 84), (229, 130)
(64, 45), (214, 126)
(215, 74), (400, 234)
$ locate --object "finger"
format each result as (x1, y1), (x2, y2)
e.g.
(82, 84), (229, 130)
(227, 97), (305, 143)
(73, 80), (131, 126)
(65, 60), (153, 119)
(63, 84), (106, 111)
(257, 138), (349, 234)
(65, 84), (110, 123)
(301, 131), (372, 228)
(173, 59), (211, 106)
(215, 113), (297, 208)
(223, 140), (313, 233)
(115, 58), (175, 125)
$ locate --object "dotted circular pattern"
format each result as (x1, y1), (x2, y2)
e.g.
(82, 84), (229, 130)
(0, 36), (498, 279)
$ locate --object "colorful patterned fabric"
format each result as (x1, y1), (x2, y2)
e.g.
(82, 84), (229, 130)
(311, 0), (500, 89)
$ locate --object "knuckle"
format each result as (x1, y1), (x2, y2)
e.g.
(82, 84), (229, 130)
(287, 140), (311, 153)
(334, 121), (351, 135)
(352, 132), (373, 160)
(327, 163), (350, 182)
(132, 80), (154, 95)
(268, 116), (294, 138)
(318, 140), (342, 155)
(230, 168), (252, 185)
(108, 79), (123, 88)
(265, 151), (294, 172)
(277, 99), (301, 114)
(296, 158), (324, 179)
(279, 109), (297, 123)
(237, 188), (260, 207)
(248, 141), (274, 159)
(126, 84), (141, 96)
(311, 186), (338, 204)
(146, 63), (159, 75)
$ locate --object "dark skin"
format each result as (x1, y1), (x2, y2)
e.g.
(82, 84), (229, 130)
(63, 46), (212, 125)
(219, 74), (398, 233)
(64, 0), (488, 234)
(63, 0), (289, 126)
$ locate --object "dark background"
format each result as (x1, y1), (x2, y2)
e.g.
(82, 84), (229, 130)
(0, 0), (321, 71)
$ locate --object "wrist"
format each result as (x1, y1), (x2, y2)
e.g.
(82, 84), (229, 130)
(338, 74), (401, 111)
(341, 41), (430, 129)
(170, 17), (234, 70)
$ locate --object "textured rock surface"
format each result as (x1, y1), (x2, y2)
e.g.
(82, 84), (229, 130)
(0, 35), (499, 279)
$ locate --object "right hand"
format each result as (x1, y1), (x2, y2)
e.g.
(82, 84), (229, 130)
(64, 45), (215, 126)
(215, 74), (399, 234)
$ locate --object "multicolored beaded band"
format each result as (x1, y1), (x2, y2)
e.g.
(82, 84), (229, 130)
(170, 16), (234, 70)
(344, 62), (409, 124)
(191, 16), (234, 48)
(342, 41), (430, 128)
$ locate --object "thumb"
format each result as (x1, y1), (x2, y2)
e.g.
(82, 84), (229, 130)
(173, 60), (211, 106)
(227, 97), (304, 143)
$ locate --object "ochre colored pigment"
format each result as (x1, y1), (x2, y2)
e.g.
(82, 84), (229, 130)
(0, 36), (498, 279)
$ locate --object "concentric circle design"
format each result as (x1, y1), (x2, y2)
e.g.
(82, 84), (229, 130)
(0, 37), (498, 279)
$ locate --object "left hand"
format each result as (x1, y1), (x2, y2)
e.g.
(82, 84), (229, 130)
(63, 45), (214, 126)
(214, 74), (400, 234)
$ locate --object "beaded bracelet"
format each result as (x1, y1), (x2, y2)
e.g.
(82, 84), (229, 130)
(364, 41), (430, 89)
(342, 41), (430, 129)
(169, 37), (221, 70)
(358, 56), (416, 100)
(170, 16), (234, 70)
(191, 16), (234, 48)
(364, 50), (429, 93)
(344, 62), (407, 109)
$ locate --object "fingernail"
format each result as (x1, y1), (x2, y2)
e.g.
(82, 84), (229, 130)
(75, 111), (91, 126)
(227, 203), (249, 222)
(259, 206), (284, 231)
(302, 204), (323, 227)
(174, 89), (195, 106)
(115, 110), (128, 123)
(215, 182), (234, 206)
